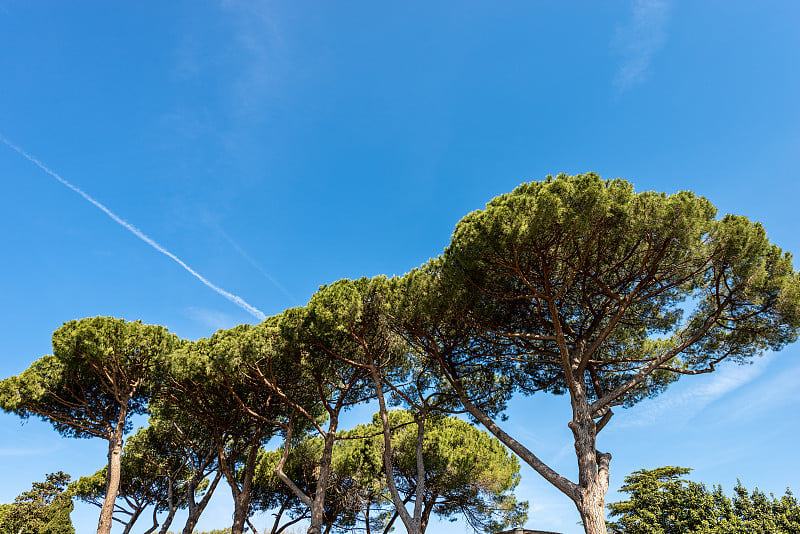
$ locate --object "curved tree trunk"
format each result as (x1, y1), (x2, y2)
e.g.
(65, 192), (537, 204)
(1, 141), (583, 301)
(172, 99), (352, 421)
(120, 505), (144, 534)
(143, 506), (160, 534)
(268, 498), (288, 534)
(158, 504), (178, 534)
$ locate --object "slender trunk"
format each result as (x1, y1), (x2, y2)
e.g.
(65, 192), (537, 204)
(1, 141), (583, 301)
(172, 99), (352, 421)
(419, 493), (437, 534)
(158, 503), (178, 534)
(219, 444), (246, 534)
(143, 506), (160, 534)
(216, 433), (257, 534)
(412, 412), (426, 526)
(97, 404), (128, 534)
(120, 505), (143, 534)
(228, 435), (262, 534)
(382, 511), (400, 534)
(182, 468), (223, 534)
(269, 497), (289, 534)
(368, 362), (419, 534)
(382, 488), (414, 534)
(442, 362), (579, 499)
(155, 476), (177, 534)
(274, 514), (306, 534)
(441, 349), (611, 534)
(274, 414), (313, 511)
(383, 493), (422, 534)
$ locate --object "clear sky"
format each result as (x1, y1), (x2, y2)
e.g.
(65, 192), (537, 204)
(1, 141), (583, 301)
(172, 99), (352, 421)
(1, 2), (799, 533)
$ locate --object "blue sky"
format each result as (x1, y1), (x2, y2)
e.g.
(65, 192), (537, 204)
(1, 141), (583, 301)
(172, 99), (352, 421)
(1, 1), (799, 533)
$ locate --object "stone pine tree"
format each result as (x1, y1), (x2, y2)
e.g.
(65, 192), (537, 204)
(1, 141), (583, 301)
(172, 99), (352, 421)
(239, 307), (373, 534)
(252, 437), (363, 534)
(0, 317), (180, 534)
(252, 411), (527, 534)
(299, 277), (434, 534)
(160, 326), (292, 534)
(130, 417), (219, 534)
(140, 407), (223, 534)
(70, 421), (200, 534)
(409, 174), (800, 534)
(336, 410), (528, 534)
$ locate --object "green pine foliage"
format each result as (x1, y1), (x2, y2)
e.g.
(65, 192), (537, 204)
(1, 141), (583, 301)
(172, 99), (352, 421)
(252, 410), (527, 534)
(3, 175), (800, 534)
(607, 466), (800, 533)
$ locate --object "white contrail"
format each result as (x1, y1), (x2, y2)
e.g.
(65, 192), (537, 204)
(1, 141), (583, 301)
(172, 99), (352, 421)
(1, 135), (267, 322)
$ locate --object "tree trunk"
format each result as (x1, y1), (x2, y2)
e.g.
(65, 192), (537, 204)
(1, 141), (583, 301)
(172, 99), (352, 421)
(578, 497), (609, 534)
(143, 506), (160, 534)
(368, 361), (420, 534)
(308, 416), (339, 534)
(569, 380), (611, 534)
(382, 511), (400, 534)
(158, 504), (178, 534)
(274, 514), (306, 534)
(154, 476), (177, 534)
(268, 498), (288, 534)
(228, 436), (261, 534)
(420, 493), (437, 534)
(412, 412), (426, 527)
(220, 446), (247, 534)
(121, 505), (143, 534)
(97, 407), (127, 534)
(232, 502), (248, 534)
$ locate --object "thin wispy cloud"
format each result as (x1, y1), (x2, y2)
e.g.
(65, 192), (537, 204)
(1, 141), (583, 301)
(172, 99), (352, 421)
(216, 226), (298, 305)
(185, 306), (240, 331)
(719, 358), (800, 423)
(617, 353), (774, 428)
(171, 1), (285, 120)
(516, 475), (580, 532)
(0, 443), (65, 457)
(222, 0), (287, 117)
(1, 135), (267, 322)
(0, 429), (66, 457)
(613, 0), (671, 91)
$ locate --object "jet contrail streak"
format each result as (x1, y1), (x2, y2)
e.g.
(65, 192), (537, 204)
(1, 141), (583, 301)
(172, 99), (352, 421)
(1, 135), (267, 322)
(216, 226), (298, 305)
